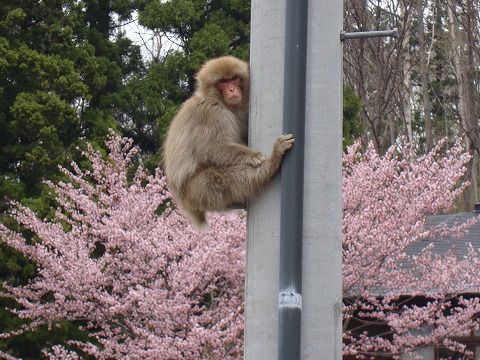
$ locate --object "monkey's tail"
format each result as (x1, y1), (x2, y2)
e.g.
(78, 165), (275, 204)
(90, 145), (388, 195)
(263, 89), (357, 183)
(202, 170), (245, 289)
(185, 208), (208, 231)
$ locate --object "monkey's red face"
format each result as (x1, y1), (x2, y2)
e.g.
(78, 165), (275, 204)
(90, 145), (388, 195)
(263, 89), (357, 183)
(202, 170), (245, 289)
(217, 76), (243, 106)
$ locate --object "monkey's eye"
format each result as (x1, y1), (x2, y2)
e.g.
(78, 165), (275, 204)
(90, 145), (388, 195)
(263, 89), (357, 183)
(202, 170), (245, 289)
(218, 76), (240, 84)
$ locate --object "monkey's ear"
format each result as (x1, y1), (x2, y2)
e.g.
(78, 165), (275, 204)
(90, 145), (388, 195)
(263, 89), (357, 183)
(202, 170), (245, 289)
(194, 74), (201, 89)
(197, 65), (220, 85)
(195, 62), (217, 90)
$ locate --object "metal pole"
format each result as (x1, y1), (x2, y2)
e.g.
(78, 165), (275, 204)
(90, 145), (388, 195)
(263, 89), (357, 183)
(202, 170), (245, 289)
(340, 28), (399, 40)
(278, 0), (308, 358)
(246, 0), (343, 358)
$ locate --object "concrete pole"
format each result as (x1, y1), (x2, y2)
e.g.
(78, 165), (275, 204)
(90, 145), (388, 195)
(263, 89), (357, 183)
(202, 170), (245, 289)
(246, 0), (343, 359)
(245, 1), (285, 358)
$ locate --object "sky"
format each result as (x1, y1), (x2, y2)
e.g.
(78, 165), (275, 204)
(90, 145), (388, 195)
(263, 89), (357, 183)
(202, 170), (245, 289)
(117, 13), (181, 62)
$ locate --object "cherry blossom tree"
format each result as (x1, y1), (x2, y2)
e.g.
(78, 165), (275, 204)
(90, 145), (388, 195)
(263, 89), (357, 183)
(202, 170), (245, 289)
(1, 134), (479, 359)
(343, 140), (480, 358)
(0, 134), (245, 359)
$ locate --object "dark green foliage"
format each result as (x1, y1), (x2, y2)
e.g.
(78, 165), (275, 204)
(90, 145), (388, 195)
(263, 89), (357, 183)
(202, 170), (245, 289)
(0, 0), (142, 205)
(0, 0), (142, 357)
(343, 85), (361, 149)
(0, 314), (95, 360)
(119, 0), (251, 162)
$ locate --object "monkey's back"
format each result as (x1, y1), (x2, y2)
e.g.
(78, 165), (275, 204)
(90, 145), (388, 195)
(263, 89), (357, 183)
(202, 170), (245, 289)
(164, 95), (242, 195)
(164, 97), (199, 193)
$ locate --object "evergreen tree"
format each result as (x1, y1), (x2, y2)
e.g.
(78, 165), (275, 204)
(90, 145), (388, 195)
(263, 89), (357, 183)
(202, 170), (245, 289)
(343, 86), (361, 149)
(0, 1), (142, 357)
(113, 0), (251, 169)
(0, 0), (143, 209)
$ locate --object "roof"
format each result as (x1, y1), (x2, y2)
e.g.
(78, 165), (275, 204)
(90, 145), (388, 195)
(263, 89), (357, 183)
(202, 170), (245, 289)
(406, 212), (480, 259)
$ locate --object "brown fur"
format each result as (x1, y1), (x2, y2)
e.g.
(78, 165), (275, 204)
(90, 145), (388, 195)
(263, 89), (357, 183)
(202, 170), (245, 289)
(163, 56), (294, 229)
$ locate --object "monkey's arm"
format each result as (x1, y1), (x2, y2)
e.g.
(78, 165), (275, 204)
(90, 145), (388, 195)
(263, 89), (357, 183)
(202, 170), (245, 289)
(196, 107), (266, 167)
(203, 142), (266, 168)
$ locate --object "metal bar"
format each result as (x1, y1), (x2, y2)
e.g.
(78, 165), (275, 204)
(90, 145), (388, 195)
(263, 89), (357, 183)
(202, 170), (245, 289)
(340, 28), (399, 40)
(278, 0), (308, 358)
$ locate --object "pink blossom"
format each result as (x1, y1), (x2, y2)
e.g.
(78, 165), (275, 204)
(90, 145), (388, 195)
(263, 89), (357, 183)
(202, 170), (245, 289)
(1, 134), (479, 359)
(343, 139), (480, 357)
(0, 133), (245, 359)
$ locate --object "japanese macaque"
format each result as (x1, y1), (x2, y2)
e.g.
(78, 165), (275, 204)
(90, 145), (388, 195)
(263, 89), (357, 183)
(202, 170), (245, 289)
(163, 56), (294, 229)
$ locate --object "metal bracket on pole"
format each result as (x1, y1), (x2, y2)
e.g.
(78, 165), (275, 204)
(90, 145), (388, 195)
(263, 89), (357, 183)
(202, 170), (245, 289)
(340, 28), (399, 41)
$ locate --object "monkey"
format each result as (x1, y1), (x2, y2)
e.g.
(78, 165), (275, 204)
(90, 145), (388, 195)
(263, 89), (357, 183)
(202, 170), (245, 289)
(163, 55), (294, 229)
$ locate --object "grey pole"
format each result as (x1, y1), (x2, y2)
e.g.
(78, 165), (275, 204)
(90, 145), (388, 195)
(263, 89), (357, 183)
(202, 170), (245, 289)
(278, 0), (308, 358)
(340, 28), (399, 40)
(246, 2), (286, 357)
(301, 0), (343, 358)
(246, 0), (343, 358)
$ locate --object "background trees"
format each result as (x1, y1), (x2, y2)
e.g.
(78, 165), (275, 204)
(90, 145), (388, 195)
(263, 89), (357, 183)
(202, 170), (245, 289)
(0, 1), (143, 356)
(1, 134), (478, 359)
(0, 0), (142, 211)
(3, 0), (477, 212)
(0, 1), (252, 356)
(344, 0), (480, 209)
(1, 0), (480, 358)
(115, 0), (251, 167)
(342, 139), (479, 357)
(1, 134), (245, 359)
